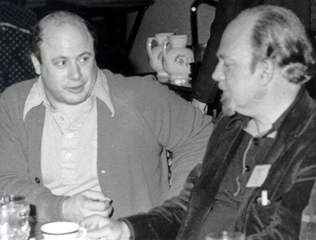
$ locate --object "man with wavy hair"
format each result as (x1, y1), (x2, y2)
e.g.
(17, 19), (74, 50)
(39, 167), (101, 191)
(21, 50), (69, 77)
(82, 5), (316, 240)
(191, 0), (312, 114)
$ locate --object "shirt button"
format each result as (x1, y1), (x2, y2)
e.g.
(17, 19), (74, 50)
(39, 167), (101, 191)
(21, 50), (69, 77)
(101, 170), (106, 174)
(66, 132), (76, 139)
(63, 152), (72, 160)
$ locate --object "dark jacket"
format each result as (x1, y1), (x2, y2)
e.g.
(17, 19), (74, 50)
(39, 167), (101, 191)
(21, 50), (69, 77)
(124, 89), (316, 240)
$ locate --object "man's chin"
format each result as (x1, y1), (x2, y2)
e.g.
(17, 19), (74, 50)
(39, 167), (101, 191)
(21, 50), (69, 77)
(222, 105), (236, 117)
(64, 95), (90, 105)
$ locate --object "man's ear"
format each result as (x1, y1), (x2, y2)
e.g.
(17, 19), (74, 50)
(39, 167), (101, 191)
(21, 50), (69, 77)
(30, 54), (41, 75)
(259, 59), (274, 86)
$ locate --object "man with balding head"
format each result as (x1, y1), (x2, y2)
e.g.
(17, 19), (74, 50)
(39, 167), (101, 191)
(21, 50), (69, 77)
(82, 5), (316, 240)
(0, 11), (213, 223)
(191, 0), (312, 114)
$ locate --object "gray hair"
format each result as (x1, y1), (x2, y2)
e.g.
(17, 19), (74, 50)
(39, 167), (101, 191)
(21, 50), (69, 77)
(240, 5), (315, 84)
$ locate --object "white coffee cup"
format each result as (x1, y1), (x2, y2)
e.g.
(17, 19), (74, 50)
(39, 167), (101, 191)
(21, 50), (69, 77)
(40, 221), (87, 240)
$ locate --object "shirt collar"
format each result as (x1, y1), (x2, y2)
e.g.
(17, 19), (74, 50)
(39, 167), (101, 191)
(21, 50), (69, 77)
(243, 88), (304, 139)
(23, 69), (115, 120)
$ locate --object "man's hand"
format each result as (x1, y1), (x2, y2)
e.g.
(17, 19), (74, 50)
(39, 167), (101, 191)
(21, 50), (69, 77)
(82, 215), (131, 240)
(62, 190), (113, 222)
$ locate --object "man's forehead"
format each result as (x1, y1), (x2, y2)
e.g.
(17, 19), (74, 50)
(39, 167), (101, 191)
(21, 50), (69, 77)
(42, 21), (90, 39)
(41, 22), (92, 47)
(217, 16), (255, 57)
(38, 23), (94, 61)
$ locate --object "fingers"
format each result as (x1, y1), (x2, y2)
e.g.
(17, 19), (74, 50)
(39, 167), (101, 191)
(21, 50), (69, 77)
(87, 223), (121, 240)
(83, 207), (113, 218)
(87, 226), (110, 238)
(84, 198), (113, 217)
(104, 205), (114, 217)
(81, 191), (113, 217)
(82, 216), (117, 239)
(85, 199), (109, 211)
(82, 190), (111, 202)
(82, 217), (128, 240)
(62, 192), (113, 221)
(82, 215), (110, 230)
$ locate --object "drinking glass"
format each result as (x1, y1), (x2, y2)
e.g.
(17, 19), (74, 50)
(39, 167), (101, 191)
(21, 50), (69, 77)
(205, 231), (245, 240)
(0, 194), (30, 240)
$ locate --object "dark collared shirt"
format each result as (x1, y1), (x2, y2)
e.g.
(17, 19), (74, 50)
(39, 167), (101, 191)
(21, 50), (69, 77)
(197, 89), (302, 239)
(198, 131), (275, 239)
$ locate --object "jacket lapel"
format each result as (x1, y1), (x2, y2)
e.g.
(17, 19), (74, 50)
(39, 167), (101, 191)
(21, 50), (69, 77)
(261, 91), (314, 187)
(177, 115), (248, 240)
(236, 90), (316, 231)
(24, 104), (45, 180)
(179, 90), (316, 239)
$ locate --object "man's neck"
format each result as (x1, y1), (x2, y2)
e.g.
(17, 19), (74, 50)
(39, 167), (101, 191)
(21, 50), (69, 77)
(244, 119), (274, 138)
(245, 90), (299, 137)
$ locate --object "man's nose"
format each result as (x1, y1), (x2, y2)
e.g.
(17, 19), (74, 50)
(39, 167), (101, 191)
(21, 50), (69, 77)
(68, 62), (81, 80)
(212, 63), (223, 82)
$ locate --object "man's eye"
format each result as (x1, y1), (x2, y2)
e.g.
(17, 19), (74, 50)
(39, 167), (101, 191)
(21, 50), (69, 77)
(79, 56), (90, 63)
(223, 63), (231, 69)
(53, 60), (66, 67)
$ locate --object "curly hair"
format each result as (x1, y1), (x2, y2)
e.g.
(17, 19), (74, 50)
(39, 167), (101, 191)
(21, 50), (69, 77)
(239, 5), (316, 84)
(30, 11), (97, 63)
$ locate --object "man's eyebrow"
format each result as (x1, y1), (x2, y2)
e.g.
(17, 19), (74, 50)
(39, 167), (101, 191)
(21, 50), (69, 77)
(78, 52), (93, 57)
(50, 52), (92, 61)
(51, 56), (67, 61)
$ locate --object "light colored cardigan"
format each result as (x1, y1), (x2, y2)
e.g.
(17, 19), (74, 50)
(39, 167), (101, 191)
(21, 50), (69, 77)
(0, 70), (213, 222)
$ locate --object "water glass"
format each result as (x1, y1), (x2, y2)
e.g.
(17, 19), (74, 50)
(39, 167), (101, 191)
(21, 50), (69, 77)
(205, 231), (245, 240)
(0, 194), (30, 240)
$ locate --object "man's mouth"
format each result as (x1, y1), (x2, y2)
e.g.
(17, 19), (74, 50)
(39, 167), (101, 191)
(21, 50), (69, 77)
(220, 92), (228, 102)
(67, 85), (84, 93)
